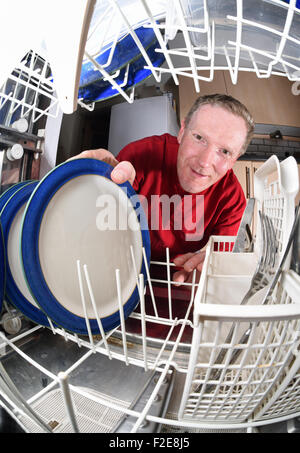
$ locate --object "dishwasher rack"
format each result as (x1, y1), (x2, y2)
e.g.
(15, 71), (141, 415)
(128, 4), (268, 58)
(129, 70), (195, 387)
(1, 1), (300, 117)
(0, 256), (300, 434)
(0, 154), (300, 434)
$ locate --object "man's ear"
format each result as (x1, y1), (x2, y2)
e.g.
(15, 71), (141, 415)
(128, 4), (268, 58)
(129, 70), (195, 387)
(177, 120), (186, 144)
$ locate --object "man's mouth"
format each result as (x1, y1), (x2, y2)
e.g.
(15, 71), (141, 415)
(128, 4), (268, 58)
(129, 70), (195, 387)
(191, 168), (210, 178)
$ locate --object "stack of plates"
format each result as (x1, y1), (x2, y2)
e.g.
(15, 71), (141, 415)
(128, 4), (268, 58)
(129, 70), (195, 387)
(0, 159), (150, 335)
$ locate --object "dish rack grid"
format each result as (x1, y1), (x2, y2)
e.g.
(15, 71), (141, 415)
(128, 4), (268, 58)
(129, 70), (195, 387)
(1, 0), (300, 117)
(83, 0), (300, 106)
(0, 50), (59, 129)
(0, 254), (300, 433)
(0, 154), (300, 433)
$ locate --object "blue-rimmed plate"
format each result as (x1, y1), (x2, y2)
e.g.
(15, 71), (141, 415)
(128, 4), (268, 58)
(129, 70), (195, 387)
(78, 37), (165, 103)
(0, 181), (50, 326)
(20, 159), (150, 335)
(0, 181), (33, 314)
(0, 181), (33, 212)
(0, 221), (5, 314)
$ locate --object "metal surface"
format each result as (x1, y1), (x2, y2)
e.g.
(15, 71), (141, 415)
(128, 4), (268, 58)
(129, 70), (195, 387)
(232, 198), (255, 253)
(0, 124), (43, 153)
(0, 328), (174, 433)
(239, 212), (278, 302)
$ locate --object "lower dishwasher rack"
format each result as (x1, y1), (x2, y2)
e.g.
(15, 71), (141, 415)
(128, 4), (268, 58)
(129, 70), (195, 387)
(1, 249), (300, 434)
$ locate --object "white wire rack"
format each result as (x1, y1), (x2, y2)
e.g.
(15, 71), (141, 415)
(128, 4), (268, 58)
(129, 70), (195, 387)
(178, 269), (300, 424)
(0, 254), (300, 433)
(1, 0), (300, 115)
(80, 0), (300, 107)
(0, 50), (59, 129)
(0, 0), (300, 434)
(0, 155), (299, 433)
(176, 154), (299, 423)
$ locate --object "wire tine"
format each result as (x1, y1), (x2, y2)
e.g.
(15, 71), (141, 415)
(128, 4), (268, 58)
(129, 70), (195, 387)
(189, 268), (197, 303)
(115, 269), (129, 365)
(140, 0), (179, 85)
(166, 248), (173, 320)
(62, 328), (68, 342)
(152, 319), (178, 370)
(58, 372), (80, 433)
(263, 214), (273, 269)
(83, 264), (112, 360)
(266, 215), (278, 268)
(0, 362), (52, 433)
(139, 273), (148, 371)
(47, 316), (56, 334)
(109, 0), (160, 83)
(260, 211), (268, 269)
(130, 245), (139, 286)
(84, 51), (134, 104)
(142, 247), (158, 317)
(131, 245), (158, 318)
(76, 260), (94, 350)
(173, 0), (200, 92)
(101, 19), (122, 69)
(263, 214), (272, 268)
(73, 333), (82, 348)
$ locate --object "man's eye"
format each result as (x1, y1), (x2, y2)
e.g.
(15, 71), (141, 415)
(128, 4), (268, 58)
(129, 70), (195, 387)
(193, 134), (203, 142)
(221, 149), (231, 156)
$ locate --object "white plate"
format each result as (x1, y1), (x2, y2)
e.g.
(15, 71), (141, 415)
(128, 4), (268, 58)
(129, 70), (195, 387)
(0, 181), (50, 325)
(20, 159), (150, 334)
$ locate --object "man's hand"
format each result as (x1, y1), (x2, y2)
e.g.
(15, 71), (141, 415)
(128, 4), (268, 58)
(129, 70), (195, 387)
(173, 250), (206, 286)
(70, 149), (136, 186)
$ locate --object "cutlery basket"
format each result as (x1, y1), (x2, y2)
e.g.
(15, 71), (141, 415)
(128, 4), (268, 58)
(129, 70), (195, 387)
(176, 155), (300, 423)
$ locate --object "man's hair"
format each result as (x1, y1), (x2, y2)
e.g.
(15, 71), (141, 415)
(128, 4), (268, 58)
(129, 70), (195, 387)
(184, 93), (255, 155)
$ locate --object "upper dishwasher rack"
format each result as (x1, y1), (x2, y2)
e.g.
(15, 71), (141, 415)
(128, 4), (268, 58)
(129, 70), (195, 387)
(1, 0), (300, 118)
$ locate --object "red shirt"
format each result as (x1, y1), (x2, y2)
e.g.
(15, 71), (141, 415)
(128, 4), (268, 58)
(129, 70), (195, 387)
(117, 133), (246, 261)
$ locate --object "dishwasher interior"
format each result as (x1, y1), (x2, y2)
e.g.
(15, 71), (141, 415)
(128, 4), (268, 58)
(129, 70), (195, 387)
(0, 0), (300, 435)
(1, 213), (300, 434)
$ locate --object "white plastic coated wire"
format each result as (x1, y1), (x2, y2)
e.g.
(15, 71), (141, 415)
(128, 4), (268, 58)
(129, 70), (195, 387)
(0, 0), (300, 433)
(177, 154), (300, 424)
(1, 0), (300, 116)
(0, 156), (299, 433)
(0, 253), (300, 432)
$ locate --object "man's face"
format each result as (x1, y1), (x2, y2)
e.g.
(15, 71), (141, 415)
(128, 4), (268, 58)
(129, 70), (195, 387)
(177, 104), (248, 193)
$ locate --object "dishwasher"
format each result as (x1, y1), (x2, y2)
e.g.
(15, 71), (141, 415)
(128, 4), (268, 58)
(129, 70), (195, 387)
(0, 0), (300, 435)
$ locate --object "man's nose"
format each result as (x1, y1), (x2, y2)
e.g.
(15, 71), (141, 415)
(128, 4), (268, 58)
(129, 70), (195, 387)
(198, 145), (215, 167)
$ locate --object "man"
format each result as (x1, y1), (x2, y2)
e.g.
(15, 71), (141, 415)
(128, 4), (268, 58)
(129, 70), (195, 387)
(77, 94), (254, 284)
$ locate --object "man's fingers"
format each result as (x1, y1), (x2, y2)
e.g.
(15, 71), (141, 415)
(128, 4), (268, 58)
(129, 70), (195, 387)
(173, 251), (205, 272)
(172, 251), (206, 286)
(71, 148), (119, 167)
(111, 161), (136, 186)
(67, 149), (136, 186)
(173, 269), (190, 286)
(182, 251), (205, 272)
(173, 268), (200, 286)
(173, 253), (194, 267)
